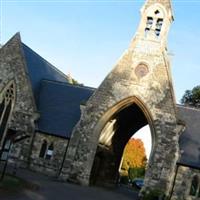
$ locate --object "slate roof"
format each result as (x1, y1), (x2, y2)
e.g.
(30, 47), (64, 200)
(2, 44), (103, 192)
(36, 80), (94, 138)
(22, 43), (69, 103)
(177, 105), (200, 169)
(19, 40), (94, 138)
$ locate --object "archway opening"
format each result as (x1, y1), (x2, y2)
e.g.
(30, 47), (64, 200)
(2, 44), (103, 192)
(89, 102), (153, 187)
(119, 125), (151, 189)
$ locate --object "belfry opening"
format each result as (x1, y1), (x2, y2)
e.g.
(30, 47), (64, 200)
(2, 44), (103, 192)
(89, 100), (153, 187)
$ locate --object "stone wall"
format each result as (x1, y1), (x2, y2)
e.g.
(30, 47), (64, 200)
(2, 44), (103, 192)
(29, 132), (69, 177)
(60, 31), (182, 196)
(171, 165), (200, 200)
(0, 33), (38, 167)
(8, 137), (31, 168)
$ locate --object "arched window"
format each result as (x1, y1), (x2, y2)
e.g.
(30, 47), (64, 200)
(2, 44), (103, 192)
(39, 140), (47, 158)
(45, 143), (54, 160)
(0, 100), (5, 120)
(190, 176), (199, 196)
(155, 18), (163, 37)
(145, 17), (153, 35)
(144, 8), (164, 38)
(0, 101), (11, 141)
(0, 81), (15, 148)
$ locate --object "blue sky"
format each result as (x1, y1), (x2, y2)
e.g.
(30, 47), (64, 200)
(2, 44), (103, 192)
(1, 0), (200, 102)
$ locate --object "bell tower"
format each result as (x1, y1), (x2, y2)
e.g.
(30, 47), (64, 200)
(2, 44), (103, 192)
(130, 0), (174, 54)
(137, 0), (173, 40)
(60, 0), (183, 197)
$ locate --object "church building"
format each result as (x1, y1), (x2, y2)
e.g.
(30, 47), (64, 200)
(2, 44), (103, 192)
(0, 0), (200, 199)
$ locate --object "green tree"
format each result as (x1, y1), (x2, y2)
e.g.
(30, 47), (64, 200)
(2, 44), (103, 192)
(181, 85), (200, 108)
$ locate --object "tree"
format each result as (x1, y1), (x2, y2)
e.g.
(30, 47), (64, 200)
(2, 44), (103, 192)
(181, 85), (200, 108)
(120, 138), (147, 178)
(67, 73), (83, 86)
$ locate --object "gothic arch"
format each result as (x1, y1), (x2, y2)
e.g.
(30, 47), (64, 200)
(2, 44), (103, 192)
(89, 96), (156, 186)
(39, 140), (47, 158)
(190, 175), (200, 197)
(92, 96), (156, 155)
(0, 80), (16, 149)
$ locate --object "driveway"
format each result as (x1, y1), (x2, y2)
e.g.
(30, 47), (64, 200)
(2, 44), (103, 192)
(0, 168), (139, 200)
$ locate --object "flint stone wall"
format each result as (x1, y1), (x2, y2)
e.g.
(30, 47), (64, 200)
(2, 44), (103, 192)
(60, 39), (182, 196)
(29, 132), (69, 177)
(171, 165), (200, 200)
(0, 34), (37, 166)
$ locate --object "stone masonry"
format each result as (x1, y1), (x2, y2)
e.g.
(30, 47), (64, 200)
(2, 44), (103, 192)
(0, 34), (38, 167)
(171, 166), (200, 200)
(60, 0), (184, 197)
(29, 132), (69, 177)
(1, 1), (199, 199)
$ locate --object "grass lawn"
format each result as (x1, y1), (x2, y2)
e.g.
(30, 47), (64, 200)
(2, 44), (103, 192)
(0, 174), (39, 194)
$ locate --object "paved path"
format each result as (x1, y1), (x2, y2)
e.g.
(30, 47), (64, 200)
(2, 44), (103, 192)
(0, 168), (139, 200)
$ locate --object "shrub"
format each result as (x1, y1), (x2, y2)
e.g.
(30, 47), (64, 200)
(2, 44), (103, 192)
(119, 176), (129, 185)
(128, 167), (145, 180)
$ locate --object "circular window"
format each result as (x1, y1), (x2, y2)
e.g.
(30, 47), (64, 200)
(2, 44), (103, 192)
(135, 64), (149, 78)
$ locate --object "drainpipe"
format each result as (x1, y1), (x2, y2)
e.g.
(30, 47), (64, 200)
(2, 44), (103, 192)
(168, 164), (179, 199)
(27, 112), (40, 168)
(58, 137), (70, 177)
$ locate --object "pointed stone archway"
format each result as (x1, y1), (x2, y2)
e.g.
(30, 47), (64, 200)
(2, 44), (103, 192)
(0, 80), (16, 150)
(60, 0), (184, 196)
(88, 97), (155, 187)
(60, 83), (181, 195)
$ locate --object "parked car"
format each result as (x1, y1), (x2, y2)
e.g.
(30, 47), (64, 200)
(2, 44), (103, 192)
(132, 178), (144, 189)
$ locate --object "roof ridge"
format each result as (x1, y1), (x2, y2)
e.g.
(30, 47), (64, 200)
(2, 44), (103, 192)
(176, 104), (200, 112)
(41, 79), (96, 90)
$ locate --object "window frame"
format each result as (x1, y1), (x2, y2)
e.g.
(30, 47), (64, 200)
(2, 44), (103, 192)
(0, 81), (16, 150)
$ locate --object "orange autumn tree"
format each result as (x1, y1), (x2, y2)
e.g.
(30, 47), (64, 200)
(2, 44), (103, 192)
(120, 138), (147, 177)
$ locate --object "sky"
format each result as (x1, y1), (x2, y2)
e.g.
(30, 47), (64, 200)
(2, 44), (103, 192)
(133, 125), (151, 159)
(1, 0), (200, 156)
(1, 0), (200, 102)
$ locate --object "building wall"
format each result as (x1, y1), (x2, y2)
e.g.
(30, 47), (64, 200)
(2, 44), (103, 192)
(8, 138), (31, 167)
(0, 34), (38, 166)
(29, 132), (69, 177)
(171, 165), (200, 200)
(1, 32), (199, 200)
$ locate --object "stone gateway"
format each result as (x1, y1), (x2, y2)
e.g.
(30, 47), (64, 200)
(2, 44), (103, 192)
(60, 0), (184, 196)
(1, 0), (200, 199)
